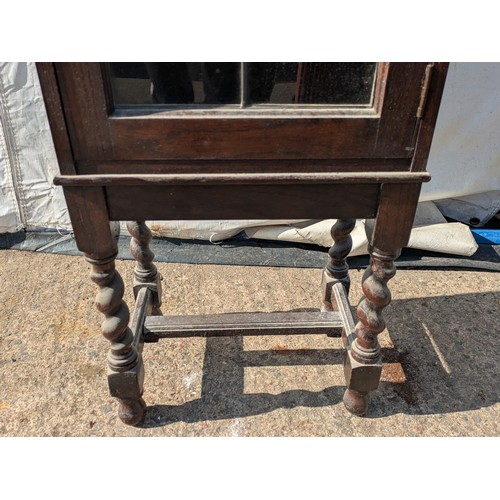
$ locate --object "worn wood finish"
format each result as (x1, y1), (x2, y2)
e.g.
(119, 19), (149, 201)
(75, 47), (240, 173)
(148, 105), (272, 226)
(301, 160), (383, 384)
(326, 218), (356, 292)
(412, 63), (449, 171)
(144, 311), (343, 339)
(35, 63), (76, 175)
(61, 185), (146, 425)
(52, 63), (428, 163)
(355, 247), (399, 356)
(332, 282), (356, 349)
(109, 115), (380, 161)
(371, 63), (389, 115)
(39, 62), (448, 424)
(341, 181), (423, 415)
(343, 245), (399, 416)
(130, 287), (153, 354)
(126, 221), (162, 312)
(39, 63), (447, 170)
(321, 218), (355, 339)
(54, 171), (431, 186)
(76, 158), (412, 175)
(55, 174), (428, 227)
(371, 63), (427, 158)
(61, 187), (117, 260)
(86, 253), (146, 425)
(54, 63), (113, 160)
(371, 183), (422, 252)
(105, 184), (380, 221)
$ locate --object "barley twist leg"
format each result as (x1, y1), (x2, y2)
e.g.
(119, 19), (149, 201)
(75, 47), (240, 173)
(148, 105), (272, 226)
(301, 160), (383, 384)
(126, 220), (162, 314)
(87, 253), (146, 425)
(343, 245), (400, 415)
(321, 218), (356, 312)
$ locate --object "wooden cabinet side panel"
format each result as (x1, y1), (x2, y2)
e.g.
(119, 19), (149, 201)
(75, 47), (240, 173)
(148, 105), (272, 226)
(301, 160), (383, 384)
(54, 63), (113, 161)
(36, 63), (76, 174)
(411, 62), (449, 171)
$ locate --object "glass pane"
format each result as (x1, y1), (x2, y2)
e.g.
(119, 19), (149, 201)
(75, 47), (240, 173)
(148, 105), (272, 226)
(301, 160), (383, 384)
(109, 62), (377, 107)
(247, 63), (377, 105)
(110, 62), (240, 105)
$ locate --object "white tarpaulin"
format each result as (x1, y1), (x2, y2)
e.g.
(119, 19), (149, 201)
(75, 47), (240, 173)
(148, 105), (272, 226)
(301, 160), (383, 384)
(243, 202), (479, 256)
(1, 62), (498, 257)
(0, 62), (70, 232)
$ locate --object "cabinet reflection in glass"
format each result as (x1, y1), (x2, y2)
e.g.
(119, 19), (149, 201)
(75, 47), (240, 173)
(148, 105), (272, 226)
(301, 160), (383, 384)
(109, 62), (377, 107)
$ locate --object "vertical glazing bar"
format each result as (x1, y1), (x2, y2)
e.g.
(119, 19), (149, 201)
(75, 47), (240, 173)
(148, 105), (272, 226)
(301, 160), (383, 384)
(240, 62), (247, 108)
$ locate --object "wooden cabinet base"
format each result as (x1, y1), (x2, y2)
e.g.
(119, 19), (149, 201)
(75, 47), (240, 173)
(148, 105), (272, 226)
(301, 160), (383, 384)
(99, 219), (393, 425)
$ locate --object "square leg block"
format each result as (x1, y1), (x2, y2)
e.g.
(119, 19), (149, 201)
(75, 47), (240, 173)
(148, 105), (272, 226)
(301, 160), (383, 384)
(108, 357), (145, 400)
(344, 349), (382, 393)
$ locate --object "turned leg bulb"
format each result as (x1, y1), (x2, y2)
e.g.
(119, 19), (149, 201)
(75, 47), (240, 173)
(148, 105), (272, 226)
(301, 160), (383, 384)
(343, 389), (370, 416)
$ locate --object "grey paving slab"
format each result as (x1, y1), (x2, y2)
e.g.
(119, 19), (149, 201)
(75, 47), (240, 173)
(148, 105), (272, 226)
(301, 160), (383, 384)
(0, 250), (498, 437)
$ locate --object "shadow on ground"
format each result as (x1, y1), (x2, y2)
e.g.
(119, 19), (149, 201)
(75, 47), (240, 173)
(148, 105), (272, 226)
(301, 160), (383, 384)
(139, 289), (499, 428)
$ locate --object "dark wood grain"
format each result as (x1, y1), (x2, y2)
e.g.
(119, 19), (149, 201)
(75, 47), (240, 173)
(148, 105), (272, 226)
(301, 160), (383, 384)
(371, 182), (422, 252)
(105, 183), (380, 220)
(109, 114), (381, 161)
(411, 62), (449, 171)
(321, 218), (355, 331)
(344, 245), (399, 416)
(35, 63), (76, 175)
(372, 63), (428, 158)
(326, 218), (356, 291)
(127, 221), (162, 311)
(54, 171), (431, 186)
(62, 187), (117, 259)
(372, 63), (389, 114)
(86, 252), (146, 426)
(144, 311), (343, 339)
(76, 158), (412, 175)
(342, 180), (422, 416)
(130, 287), (153, 354)
(53, 62), (427, 163)
(42, 61), (448, 423)
(332, 281), (356, 349)
(54, 63), (113, 160)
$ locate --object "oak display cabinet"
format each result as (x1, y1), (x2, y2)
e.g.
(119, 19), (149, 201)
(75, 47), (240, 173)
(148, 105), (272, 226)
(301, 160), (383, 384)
(37, 62), (448, 425)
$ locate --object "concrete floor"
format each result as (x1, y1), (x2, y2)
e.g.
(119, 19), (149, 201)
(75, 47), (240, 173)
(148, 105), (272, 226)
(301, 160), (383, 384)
(0, 249), (498, 436)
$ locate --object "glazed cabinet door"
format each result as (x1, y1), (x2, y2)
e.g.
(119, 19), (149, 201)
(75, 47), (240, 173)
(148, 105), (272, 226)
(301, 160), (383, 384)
(41, 62), (445, 174)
